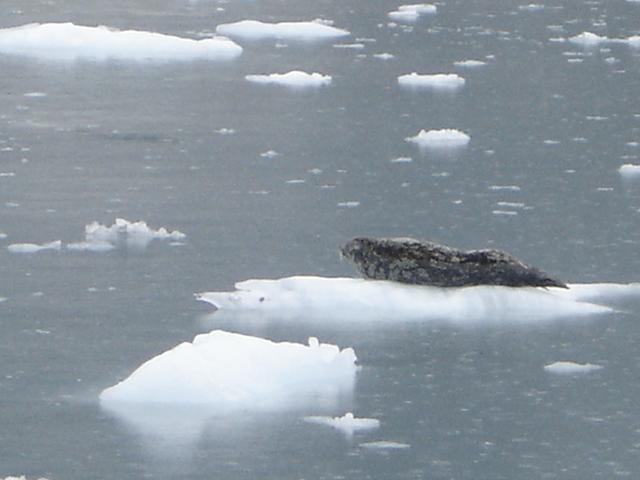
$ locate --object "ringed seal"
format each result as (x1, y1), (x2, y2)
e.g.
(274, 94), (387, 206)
(341, 237), (568, 289)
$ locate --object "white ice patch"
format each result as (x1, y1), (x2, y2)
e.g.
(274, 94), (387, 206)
(544, 361), (603, 374)
(7, 240), (62, 253)
(453, 59), (487, 68)
(245, 71), (332, 88)
(304, 412), (380, 436)
(0, 232), (7, 240)
(0, 23), (242, 62)
(216, 20), (349, 41)
(388, 4), (437, 23)
(373, 52), (395, 60)
(398, 73), (465, 90)
(567, 32), (640, 47)
(619, 164), (640, 178)
(100, 330), (357, 409)
(195, 276), (624, 325)
(68, 218), (185, 252)
(360, 440), (411, 450)
(405, 129), (471, 149)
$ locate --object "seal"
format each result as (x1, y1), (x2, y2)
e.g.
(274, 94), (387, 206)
(340, 237), (568, 289)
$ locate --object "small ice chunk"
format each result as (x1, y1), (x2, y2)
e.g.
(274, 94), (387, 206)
(544, 361), (603, 374)
(373, 52), (395, 60)
(619, 164), (640, 178)
(333, 43), (365, 49)
(23, 91), (47, 97)
(0, 232), (7, 240)
(0, 23), (243, 62)
(405, 129), (470, 149)
(398, 73), (465, 90)
(260, 150), (279, 158)
(360, 440), (411, 450)
(338, 201), (360, 208)
(489, 185), (521, 191)
(100, 330), (357, 408)
(215, 128), (235, 135)
(388, 4), (437, 23)
(453, 59), (486, 68)
(390, 157), (413, 163)
(216, 20), (349, 41)
(519, 4), (544, 11)
(568, 32), (609, 46)
(246, 71), (331, 88)
(66, 241), (116, 252)
(492, 210), (518, 216)
(74, 218), (185, 252)
(8, 240), (62, 253)
(304, 412), (380, 436)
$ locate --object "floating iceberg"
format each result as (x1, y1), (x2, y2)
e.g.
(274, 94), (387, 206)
(544, 361), (603, 374)
(195, 276), (630, 325)
(388, 4), (437, 23)
(0, 23), (242, 61)
(100, 330), (357, 409)
(618, 164), (640, 178)
(304, 412), (380, 436)
(245, 71), (332, 88)
(398, 73), (465, 90)
(405, 129), (471, 149)
(67, 218), (185, 252)
(7, 240), (62, 253)
(216, 20), (349, 41)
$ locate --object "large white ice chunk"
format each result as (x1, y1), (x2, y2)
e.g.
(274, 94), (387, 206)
(67, 218), (185, 252)
(0, 23), (242, 62)
(388, 4), (437, 23)
(619, 164), (640, 178)
(398, 73), (465, 90)
(100, 330), (357, 409)
(245, 71), (332, 88)
(7, 240), (62, 253)
(195, 276), (625, 325)
(568, 31), (609, 46)
(216, 20), (349, 41)
(544, 361), (603, 374)
(405, 129), (471, 149)
(304, 412), (380, 436)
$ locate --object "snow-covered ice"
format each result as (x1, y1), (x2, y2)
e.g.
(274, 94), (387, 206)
(7, 240), (62, 253)
(245, 71), (332, 88)
(304, 412), (380, 436)
(544, 361), (603, 374)
(453, 59), (487, 68)
(100, 330), (357, 409)
(388, 4), (437, 23)
(568, 32), (640, 47)
(619, 164), (640, 178)
(216, 20), (349, 41)
(67, 218), (185, 252)
(398, 73), (465, 90)
(195, 276), (630, 325)
(405, 129), (471, 149)
(360, 440), (411, 450)
(0, 23), (243, 61)
(373, 53), (395, 60)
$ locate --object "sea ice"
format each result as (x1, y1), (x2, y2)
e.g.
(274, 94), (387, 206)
(453, 59), (487, 68)
(304, 412), (380, 436)
(373, 53), (395, 60)
(618, 164), (640, 178)
(100, 330), (357, 409)
(398, 73), (465, 90)
(245, 71), (332, 88)
(195, 276), (621, 324)
(405, 129), (471, 149)
(567, 32), (608, 46)
(68, 218), (185, 252)
(7, 240), (62, 253)
(544, 361), (603, 374)
(388, 4), (437, 23)
(360, 440), (411, 450)
(216, 20), (349, 41)
(0, 23), (243, 61)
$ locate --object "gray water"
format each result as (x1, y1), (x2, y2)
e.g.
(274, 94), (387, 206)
(2, 0), (640, 478)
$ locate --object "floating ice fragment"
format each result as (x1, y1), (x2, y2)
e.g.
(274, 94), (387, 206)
(619, 164), (640, 178)
(338, 201), (360, 208)
(398, 73), (465, 90)
(0, 23), (243, 61)
(492, 210), (518, 216)
(333, 43), (365, 49)
(23, 92), (47, 97)
(216, 20), (349, 41)
(245, 71), (331, 88)
(304, 412), (380, 436)
(519, 4), (544, 11)
(544, 361), (603, 374)
(373, 52), (395, 60)
(360, 441), (411, 450)
(405, 129), (470, 149)
(260, 150), (279, 158)
(215, 128), (235, 135)
(489, 185), (521, 191)
(453, 59), (486, 68)
(390, 157), (413, 163)
(388, 4), (437, 23)
(100, 330), (357, 409)
(0, 232), (8, 240)
(568, 32), (608, 46)
(8, 240), (62, 253)
(195, 276), (623, 324)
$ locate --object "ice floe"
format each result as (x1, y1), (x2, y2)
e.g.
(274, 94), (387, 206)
(360, 440), (411, 450)
(453, 59), (487, 68)
(405, 129), (471, 149)
(0, 23), (242, 62)
(544, 361), (603, 374)
(100, 330), (357, 409)
(398, 73), (465, 90)
(567, 31), (640, 47)
(216, 20), (349, 41)
(245, 71), (332, 88)
(67, 218), (185, 252)
(195, 276), (632, 325)
(618, 164), (640, 178)
(373, 52), (395, 60)
(304, 412), (380, 436)
(7, 240), (62, 253)
(388, 4), (437, 23)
